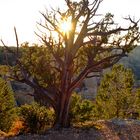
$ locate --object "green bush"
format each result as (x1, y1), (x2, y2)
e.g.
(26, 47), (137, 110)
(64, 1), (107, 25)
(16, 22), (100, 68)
(19, 102), (55, 134)
(0, 78), (17, 132)
(95, 64), (136, 119)
(132, 88), (140, 119)
(69, 93), (94, 124)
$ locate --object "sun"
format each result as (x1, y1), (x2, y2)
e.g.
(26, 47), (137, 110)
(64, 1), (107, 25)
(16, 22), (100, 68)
(60, 19), (72, 34)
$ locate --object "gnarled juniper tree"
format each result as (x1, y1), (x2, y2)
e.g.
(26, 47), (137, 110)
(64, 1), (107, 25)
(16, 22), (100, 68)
(2, 0), (140, 127)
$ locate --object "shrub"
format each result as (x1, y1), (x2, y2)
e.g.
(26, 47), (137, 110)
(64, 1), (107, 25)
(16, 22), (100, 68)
(95, 64), (136, 119)
(132, 88), (140, 119)
(69, 93), (94, 124)
(9, 119), (24, 136)
(0, 78), (17, 132)
(19, 102), (55, 134)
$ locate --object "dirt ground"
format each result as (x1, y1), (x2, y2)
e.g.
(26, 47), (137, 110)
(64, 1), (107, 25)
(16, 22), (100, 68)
(1, 119), (140, 140)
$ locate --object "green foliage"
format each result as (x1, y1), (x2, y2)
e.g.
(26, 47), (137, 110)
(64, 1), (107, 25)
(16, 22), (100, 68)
(0, 78), (16, 132)
(70, 93), (94, 123)
(13, 43), (60, 88)
(0, 65), (10, 77)
(19, 102), (55, 134)
(95, 64), (136, 119)
(133, 89), (140, 118)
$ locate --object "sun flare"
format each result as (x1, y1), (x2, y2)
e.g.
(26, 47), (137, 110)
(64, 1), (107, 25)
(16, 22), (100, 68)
(60, 20), (72, 33)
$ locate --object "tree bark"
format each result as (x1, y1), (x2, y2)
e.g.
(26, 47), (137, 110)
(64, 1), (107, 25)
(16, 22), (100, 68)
(54, 92), (71, 128)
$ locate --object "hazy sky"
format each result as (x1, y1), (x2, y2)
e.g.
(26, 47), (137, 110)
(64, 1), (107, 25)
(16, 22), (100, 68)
(0, 0), (139, 45)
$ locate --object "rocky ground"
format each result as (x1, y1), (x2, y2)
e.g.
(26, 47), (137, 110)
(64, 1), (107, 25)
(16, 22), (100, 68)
(0, 119), (140, 140)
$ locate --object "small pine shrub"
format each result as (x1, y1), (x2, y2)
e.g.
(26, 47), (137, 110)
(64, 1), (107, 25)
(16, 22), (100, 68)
(0, 78), (17, 132)
(19, 102), (55, 134)
(132, 88), (140, 119)
(95, 64), (136, 119)
(70, 93), (94, 124)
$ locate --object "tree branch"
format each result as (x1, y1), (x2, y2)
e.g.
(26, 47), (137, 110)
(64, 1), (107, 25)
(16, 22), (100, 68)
(69, 53), (126, 92)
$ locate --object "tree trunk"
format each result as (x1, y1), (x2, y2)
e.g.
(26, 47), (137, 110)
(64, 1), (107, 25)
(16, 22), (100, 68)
(34, 89), (49, 106)
(30, 79), (71, 128)
(54, 93), (71, 128)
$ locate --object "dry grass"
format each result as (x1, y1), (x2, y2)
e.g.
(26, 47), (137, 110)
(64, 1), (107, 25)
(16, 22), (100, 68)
(73, 121), (104, 130)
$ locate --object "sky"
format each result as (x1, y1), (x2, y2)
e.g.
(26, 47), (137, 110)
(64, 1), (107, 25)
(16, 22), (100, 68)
(0, 0), (140, 46)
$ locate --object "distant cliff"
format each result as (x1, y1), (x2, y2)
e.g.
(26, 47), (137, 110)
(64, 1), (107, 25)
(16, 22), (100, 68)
(0, 47), (17, 65)
(120, 46), (140, 80)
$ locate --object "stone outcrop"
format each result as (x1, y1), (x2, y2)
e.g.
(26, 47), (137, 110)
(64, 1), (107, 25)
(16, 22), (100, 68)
(11, 81), (34, 105)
